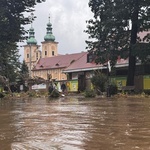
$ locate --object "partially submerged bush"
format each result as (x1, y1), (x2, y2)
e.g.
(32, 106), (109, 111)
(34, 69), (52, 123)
(0, 92), (5, 99)
(49, 89), (60, 98)
(48, 85), (60, 98)
(109, 83), (118, 95)
(28, 91), (36, 97)
(143, 90), (150, 95)
(84, 89), (96, 98)
(91, 71), (118, 96)
(91, 72), (107, 93)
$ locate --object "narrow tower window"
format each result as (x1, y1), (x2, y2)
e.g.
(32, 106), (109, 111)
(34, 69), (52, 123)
(45, 51), (47, 56)
(52, 51), (54, 56)
(36, 52), (38, 60)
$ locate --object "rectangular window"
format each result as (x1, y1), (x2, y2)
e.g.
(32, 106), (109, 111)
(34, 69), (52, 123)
(27, 54), (29, 58)
(87, 52), (95, 63)
(36, 52), (38, 60)
(87, 54), (93, 63)
(52, 51), (54, 56)
(45, 51), (47, 56)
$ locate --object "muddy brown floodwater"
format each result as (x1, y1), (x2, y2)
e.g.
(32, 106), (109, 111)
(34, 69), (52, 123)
(0, 96), (150, 150)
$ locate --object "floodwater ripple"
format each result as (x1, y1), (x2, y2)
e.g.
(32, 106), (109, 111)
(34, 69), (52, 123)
(0, 97), (150, 150)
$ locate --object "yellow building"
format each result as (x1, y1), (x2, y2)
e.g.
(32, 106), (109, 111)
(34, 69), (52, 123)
(23, 23), (150, 92)
(24, 26), (41, 77)
(32, 52), (87, 80)
(24, 17), (59, 78)
(24, 17), (86, 82)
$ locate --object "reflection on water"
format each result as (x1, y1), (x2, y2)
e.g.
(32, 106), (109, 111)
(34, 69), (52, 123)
(0, 97), (150, 150)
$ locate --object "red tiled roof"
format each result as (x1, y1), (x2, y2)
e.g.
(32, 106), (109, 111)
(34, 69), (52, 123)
(138, 31), (150, 43)
(63, 53), (129, 73)
(63, 52), (102, 72)
(116, 57), (128, 64)
(33, 52), (86, 70)
(33, 31), (148, 72)
(33, 51), (134, 73)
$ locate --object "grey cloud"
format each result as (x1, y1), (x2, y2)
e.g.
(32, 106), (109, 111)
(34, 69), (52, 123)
(19, 0), (93, 60)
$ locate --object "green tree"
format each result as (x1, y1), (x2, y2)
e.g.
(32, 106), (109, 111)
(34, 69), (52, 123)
(91, 71), (107, 93)
(0, 0), (45, 82)
(20, 60), (29, 76)
(0, 46), (21, 82)
(19, 60), (29, 83)
(85, 0), (150, 86)
(18, 60), (29, 91)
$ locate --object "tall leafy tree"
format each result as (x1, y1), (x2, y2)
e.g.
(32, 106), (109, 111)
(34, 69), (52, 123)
(20, 60), (29, 83)
(20, 60), (29, 76)
(0, 0), (45, 82)
(85, 0), (150, 86)
(18, 60), (29, 91)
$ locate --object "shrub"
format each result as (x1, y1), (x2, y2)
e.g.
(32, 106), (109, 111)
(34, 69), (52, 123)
(0, 92), (5, 98)
(48, 85), (60, 98)
(109, 83), (118, 95)
(143, 90), (150, 95)
(91, 72), (107, 93)
(84, 89), (96, 98)
(49, 90), (60, 98)
(28, 91), (36, 97)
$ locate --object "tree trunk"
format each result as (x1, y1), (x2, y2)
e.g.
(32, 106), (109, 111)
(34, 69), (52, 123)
(126, 0), (139, 86)
(126, 55), (136, 86)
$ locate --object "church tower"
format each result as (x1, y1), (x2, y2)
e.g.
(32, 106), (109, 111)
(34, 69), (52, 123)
(42, 16), (58, 58)
(24, 26), (41, 77)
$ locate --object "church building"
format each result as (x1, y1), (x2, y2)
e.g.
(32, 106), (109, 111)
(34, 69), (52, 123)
(24, 17), (59, 79)
(23, 17), (88, 83)
(23, 17), (150, 92)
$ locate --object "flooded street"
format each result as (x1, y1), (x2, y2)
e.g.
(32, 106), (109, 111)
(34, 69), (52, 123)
(0, 97), (150, 150)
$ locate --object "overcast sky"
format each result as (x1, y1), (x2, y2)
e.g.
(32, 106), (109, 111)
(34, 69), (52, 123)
(19, 0), (93, 61)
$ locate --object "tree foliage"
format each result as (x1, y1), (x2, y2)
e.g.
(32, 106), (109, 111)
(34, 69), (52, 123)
(20, 60), (29, 76)
(86, 0), (150, 86)
(91, 71), (107, 93)
(0, 0), (45, 82)
(18, 60), (29, 87)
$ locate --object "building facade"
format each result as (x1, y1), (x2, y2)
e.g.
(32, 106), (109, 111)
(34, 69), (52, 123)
(24, 17), (150, 92)
(24, 17), (58, 77)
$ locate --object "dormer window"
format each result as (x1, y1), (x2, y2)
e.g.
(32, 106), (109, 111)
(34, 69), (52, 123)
(55, 63), (59, 66)
(70, 60), (75, 64)
(87, 52), (95, 63)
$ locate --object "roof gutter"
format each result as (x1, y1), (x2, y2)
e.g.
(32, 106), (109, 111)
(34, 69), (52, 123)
(63, 62), (141, 73)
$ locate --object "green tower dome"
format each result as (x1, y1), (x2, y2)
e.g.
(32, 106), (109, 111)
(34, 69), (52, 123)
(27, 27), (37, 45)
(44, 17), (55, 42)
